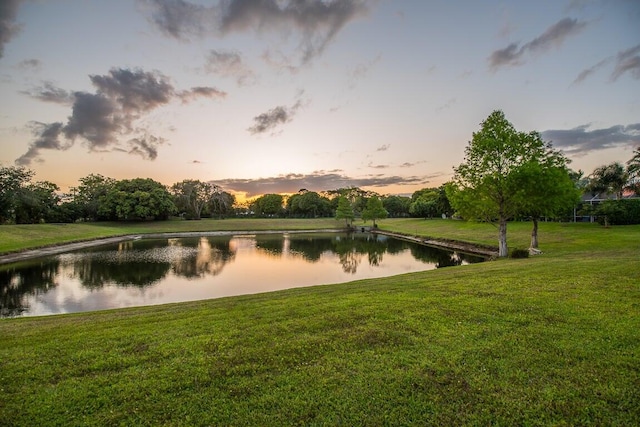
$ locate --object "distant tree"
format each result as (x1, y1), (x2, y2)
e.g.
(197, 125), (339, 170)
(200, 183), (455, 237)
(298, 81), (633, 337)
(361, 196), (388, 227)
(410, 188), (439, 218)
(626, 147), (640, 195)
(335, 196), (354, 227)
(72, 174), (117, 221)
(15, 180), (60, 224)
(171, 179), (214, 219)
(251, 194), (284, 217)
(99, 178), (175, 221)
(209, 186), (235, 218)
(447, 110), (553, 257)
(587, 162), (629, 200)
(0, 165), (34, 223)
(287, 190), (332, 218)
(382, 195), (411, 217)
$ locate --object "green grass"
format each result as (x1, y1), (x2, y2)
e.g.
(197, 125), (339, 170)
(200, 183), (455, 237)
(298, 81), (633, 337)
(1, 219), (639, 426)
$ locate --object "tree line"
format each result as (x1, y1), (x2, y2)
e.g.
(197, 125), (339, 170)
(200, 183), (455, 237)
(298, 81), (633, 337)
(2, 110), (639, 254)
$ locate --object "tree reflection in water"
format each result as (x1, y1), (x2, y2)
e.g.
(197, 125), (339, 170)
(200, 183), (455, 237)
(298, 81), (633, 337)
(0, 258), (61, 316)
(0, 232), (485, 317)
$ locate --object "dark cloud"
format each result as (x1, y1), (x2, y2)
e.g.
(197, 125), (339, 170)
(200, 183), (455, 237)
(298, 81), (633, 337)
(143, 0), (369, 65)
(204, 49), (256, 86)
(16, 122), (65, 166)
(368, 162), (389, 169)
(542, 123), (640, 155)
(489, 17), (587, 71)
(0, 0), (23, 59)
(212, 171), (434, 198)
(611, 44), (640, 81)
(16, 67), (222, 165)
(247, 94), (306, 135)
(21, 81), (74, 105)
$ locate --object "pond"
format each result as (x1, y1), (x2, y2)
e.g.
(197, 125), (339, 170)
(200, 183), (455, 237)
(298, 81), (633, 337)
(0, 232), (485, 317)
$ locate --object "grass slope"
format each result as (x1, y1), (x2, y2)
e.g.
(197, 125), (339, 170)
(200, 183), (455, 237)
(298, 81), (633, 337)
(1, 219), (639, 426)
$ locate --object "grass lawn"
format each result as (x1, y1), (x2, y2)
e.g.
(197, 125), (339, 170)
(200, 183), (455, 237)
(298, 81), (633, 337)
(1, 219), (639, 426)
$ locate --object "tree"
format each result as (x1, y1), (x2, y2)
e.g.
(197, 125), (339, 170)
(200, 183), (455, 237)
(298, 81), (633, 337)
(361, 196), (387, 227)
(287, 190), (332, 218)
(15, 180), (60, 224)
(99, 178), (175, 221)
(0, 166), (34, 223)
(447, 110), (551, 257)
(512, 155), (580, 249)
(171, 179), (214, 220)
(587, 162), (629, 200)
(382, 195), (411, 217)
(72, 174), (116, 221)
(335, 196), (354, 227)
(251, 194), (284, 217)
(209, 185), (235, 218)
(626, 147), (640, 195)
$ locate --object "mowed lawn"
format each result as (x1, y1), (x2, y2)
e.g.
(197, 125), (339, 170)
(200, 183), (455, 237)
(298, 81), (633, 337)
(1, 219), (639, 426)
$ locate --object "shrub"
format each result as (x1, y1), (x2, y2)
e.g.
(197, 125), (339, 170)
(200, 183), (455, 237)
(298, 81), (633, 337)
(509, 248), (530, 259)
(595, 199), (640, 225)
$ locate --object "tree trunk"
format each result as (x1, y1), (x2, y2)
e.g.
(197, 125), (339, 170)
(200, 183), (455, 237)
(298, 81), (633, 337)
(498, 216), (508, 257)
(530, 217), (539, 249)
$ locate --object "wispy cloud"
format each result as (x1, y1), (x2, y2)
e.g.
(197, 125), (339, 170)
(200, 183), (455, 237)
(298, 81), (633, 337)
(16, 67), (225, 165)
(347, 54), (381, 88)
(213, 170), (434, 198)
(611, 44), (640, 81)
(0, 0), (23, 59)
(204, 49), (256, 86)
(542, 122), (640, 155)
(247, 92), (307, 135)
(489, 17), (588, 71)
(573, 44), (640, 85)
(142, 0), (370, 66)
(376, 144), (390, 152)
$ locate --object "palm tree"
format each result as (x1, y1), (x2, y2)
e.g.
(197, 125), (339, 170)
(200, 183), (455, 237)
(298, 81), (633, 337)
(626, 147), (640, 195)
(588, 162), (629, 200)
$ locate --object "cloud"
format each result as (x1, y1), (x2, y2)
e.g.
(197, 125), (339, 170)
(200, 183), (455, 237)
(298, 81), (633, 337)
(247, 93), (307, 135)
(572, 58), (610, 85)
(376, 144), (390, 152)
(16, 67), (223, 165)
(142, 0), (369, 65)
(15, 122), (66, 165)
(0, 0), (23, 59)
(542, 122), (640, 155)
(347, 54), (380, 88)
(21, 81), (74, 105)
(611, 44), (640, 81)
(212, 171), (434, 198)
(489, 17), (587, 70)
(204, 49), (256, 86)
(17, 58), (41, 71)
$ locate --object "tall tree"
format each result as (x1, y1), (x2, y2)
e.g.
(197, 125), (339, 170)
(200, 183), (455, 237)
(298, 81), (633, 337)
(99, 178), (175, 221)
(251, 194), (284, 217)
(447, 110), (550, 257)
(335, 196), (354, 227)
(361, 196), (387, 227)
(512, 146), (580, 249)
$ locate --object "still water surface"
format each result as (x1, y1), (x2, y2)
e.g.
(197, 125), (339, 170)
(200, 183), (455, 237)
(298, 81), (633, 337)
(1, 232), (484, 317)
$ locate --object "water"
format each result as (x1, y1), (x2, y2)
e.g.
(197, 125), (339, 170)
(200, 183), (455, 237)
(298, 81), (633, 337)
(0, 232), (484, 317)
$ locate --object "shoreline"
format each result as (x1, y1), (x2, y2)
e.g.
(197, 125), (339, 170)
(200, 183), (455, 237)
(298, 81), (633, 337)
(0, 228), (496, 265)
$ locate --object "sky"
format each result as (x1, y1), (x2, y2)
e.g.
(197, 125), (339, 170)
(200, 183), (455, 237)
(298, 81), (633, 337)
(1, 0), (639, 201)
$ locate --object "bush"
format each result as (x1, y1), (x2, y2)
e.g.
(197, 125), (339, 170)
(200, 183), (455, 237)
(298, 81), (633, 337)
(509, 248), (530, 259)
(595, 199), (640, 225)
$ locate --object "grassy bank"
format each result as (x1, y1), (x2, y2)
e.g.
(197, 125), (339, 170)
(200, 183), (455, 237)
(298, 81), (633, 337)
(1, 219), (639, 425)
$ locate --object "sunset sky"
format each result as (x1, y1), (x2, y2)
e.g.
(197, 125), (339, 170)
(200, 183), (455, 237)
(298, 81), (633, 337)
(1, 0), (639, 200)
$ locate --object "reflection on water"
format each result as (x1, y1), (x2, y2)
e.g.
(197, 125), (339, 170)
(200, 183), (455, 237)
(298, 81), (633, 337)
(0, 232), (484, 317)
